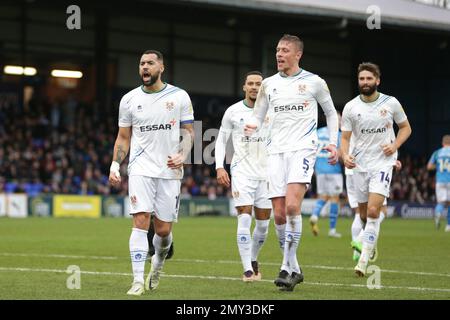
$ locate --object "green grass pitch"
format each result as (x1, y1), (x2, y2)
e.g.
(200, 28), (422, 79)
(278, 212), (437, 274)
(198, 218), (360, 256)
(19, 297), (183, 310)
(0, 216), (449, 300)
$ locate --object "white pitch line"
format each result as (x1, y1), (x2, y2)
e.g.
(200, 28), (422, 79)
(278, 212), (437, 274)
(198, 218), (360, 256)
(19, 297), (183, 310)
(0, 253), (118, 260)
(0, 266), (449, 293)
(173, 258), (450, 278)
(0, 267), (130, 276)
(2, 252), (449, 278)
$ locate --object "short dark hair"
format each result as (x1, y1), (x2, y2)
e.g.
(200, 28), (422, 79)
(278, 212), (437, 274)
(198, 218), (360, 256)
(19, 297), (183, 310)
(244, 71), (263, 84)
(358, 62), (381, 78)
(142, 49), (164, 62)
(279, 34), (304, 52)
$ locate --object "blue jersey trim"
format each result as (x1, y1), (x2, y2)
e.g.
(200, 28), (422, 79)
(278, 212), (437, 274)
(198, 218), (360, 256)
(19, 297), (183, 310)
(180, 119), (194, 125)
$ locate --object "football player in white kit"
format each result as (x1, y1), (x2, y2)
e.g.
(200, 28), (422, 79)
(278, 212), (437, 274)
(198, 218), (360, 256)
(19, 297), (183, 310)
(348, 159), (402, 262)
(109, 50), (194, 295)
(245, 34), (339, 291)
(341, 62), (411, 277)
(216, 71), (272, 282)
(347, 132), (402, 262)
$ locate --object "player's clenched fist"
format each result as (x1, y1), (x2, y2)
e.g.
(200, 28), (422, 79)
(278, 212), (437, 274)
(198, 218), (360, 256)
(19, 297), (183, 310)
(167, 153), (185, 169)
(381, 143), (397, 156)
(343, 154), (356, 169)
(109, 161), (121, 187)
(323, 144), (338, 165)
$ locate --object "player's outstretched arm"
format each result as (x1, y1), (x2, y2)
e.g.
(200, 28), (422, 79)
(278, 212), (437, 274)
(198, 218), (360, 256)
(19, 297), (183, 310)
(109, 126), (131, 187)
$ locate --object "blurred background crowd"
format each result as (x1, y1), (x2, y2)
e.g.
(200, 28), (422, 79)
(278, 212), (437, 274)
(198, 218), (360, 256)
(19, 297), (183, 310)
(0, 95), (438, 203)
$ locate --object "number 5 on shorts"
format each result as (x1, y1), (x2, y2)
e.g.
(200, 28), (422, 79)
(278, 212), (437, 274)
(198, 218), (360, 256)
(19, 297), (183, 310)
(303, 158), (310, 174)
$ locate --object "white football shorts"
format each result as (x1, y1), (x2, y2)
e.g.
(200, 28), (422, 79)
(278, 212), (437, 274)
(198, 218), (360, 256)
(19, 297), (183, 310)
(353, 167), (393, 203)
(316, 173), (343, 196)
(231, 175), (272, 209)
(436, 182), (450, 203)
(128, 175), (181, 222)
(346, 169), (387, 207)
(267, 148), (316, 198)
(345, 172), (359, 209)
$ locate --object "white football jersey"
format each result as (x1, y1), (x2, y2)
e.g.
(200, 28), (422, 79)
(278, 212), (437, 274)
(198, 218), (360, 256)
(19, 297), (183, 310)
(251, 69), (337, 154)
(216, 100), (268, 180)
(341, 93), (407, 172)
(118, 84), (194, 179)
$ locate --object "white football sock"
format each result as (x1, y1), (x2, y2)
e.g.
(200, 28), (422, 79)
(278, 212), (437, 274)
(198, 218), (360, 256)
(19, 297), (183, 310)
(251, 219), (269, 261)
(378, 211), (386, 224)
(152, 232), (172, 271)
(351, 214), (364, 241)
(129, 228), (148, 284)
(274, 223), (286, 253)
(359, 217), (380, 264)
(237, 213), (253, 272)
(282, 215), (302, 274)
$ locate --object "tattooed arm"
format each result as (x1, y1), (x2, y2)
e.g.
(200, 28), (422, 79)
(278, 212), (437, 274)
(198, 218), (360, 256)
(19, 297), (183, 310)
(109, 126), (131, 187)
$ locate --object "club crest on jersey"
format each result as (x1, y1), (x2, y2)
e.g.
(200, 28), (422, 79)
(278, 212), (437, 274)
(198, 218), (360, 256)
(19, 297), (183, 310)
(165, 101), (175, 111)
(298, 84), (307, 93)
(232, 191), (240, 199)
(137, 105), (143, 112)
(379, 108), (387, 117)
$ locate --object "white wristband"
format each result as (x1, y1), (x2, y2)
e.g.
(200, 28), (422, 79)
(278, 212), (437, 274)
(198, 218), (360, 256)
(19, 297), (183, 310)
(110, 161), (120, 177)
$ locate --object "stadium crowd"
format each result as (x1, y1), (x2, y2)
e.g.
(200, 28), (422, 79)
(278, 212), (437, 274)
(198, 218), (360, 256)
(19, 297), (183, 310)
(0, 95), (436, 202)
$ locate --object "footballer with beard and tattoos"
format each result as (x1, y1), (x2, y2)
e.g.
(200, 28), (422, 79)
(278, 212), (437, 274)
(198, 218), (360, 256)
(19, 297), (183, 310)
(109, 50), (194, 295)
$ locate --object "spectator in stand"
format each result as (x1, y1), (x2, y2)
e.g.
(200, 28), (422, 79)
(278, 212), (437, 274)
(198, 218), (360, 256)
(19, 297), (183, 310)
(0, 95), (439, 201)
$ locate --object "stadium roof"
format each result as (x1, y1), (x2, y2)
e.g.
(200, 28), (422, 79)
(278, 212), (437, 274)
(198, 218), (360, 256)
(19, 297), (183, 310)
(180, 0), (450, 32)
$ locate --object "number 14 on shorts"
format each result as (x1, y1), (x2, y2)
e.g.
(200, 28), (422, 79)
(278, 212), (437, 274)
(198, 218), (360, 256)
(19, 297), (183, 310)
(380, 171), (390, 183)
